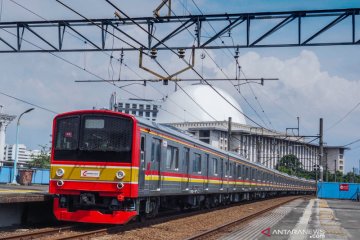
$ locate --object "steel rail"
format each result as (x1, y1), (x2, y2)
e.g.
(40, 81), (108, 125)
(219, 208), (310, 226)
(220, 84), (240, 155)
(0, 225), (77, 240)
(185, 196), (303, 240)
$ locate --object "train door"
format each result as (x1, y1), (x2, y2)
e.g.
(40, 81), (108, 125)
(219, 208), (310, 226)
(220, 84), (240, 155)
(139, 134), (146, 190)
(205, 154), (209, 190)
(182, 147), (190, 190)
(150, 138), (162, 190)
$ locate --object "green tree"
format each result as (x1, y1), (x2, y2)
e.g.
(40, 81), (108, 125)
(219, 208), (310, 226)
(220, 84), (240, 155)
(276, 154), (302, 175)
(29, 145), (50, 169)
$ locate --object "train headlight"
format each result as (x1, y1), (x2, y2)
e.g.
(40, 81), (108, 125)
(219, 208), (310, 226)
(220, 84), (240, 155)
(116, 170), (125, 179)
(56, 168), (65, 177)
(57, 180), (64, 187)
(117, 182), (124, 189)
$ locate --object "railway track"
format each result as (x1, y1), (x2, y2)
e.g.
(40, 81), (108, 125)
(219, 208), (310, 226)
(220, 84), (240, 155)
(185, 196), (303, 240)
(0, 196), (308, 240)
(0, 225), (76, 240)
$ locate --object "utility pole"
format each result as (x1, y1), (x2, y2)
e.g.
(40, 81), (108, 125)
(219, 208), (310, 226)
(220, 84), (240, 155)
(319, 118), (324, 182)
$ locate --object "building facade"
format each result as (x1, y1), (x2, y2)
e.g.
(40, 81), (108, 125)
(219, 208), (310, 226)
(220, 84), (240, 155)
(325, 147), (346, 174)
(115, 98), (161, 122)
(170, 121), (345, 173)
(3, 144), (40, 165)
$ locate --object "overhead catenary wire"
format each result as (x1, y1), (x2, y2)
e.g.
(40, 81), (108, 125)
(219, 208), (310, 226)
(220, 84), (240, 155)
(11, 0), (203, 124)
(103, 0), (267, 129)
(104, 0), (281, 150)
(172, 0), (272, 129)
(56, 0), (233, 125)
(0, 90), (58, 114)
(325, 101), (360, 132)
(187, 0), (276, 130)
(6, 0), (147, 100)
(187, 0), (274, 129)
(0, 27), (143, 99)
(344, 137), (360, 147)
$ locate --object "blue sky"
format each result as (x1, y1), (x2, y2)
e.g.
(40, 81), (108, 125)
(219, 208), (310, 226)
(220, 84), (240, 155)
(1, 0), (360, 172)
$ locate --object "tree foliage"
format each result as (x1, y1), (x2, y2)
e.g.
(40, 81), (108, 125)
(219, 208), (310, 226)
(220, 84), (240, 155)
(276, 154), (360, 183)
(29, 145), (50, 169)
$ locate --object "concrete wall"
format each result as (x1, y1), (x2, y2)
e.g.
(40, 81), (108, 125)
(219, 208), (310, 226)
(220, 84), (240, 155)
(318, 182), (360, 200)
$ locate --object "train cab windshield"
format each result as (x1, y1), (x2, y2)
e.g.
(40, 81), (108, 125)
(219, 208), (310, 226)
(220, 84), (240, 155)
(54, 114), (133, 162)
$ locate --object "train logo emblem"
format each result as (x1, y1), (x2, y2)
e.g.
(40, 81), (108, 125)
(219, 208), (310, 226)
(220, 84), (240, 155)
(80, 170), (100, 178)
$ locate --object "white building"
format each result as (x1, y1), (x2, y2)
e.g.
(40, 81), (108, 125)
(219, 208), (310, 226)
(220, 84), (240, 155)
(325, 146), (346, 174)
(116, 98), (161, 122)
(3, 144), (34, 164)
(157, 84), (346, 173)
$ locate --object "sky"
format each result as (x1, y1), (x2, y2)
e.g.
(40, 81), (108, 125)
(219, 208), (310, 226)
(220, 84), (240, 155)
(1, 0), (360, 172)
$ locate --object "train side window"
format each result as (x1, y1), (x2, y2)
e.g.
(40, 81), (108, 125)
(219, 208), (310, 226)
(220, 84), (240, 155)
(193, 153), (201, 173)
(220, 158), (224, 177)
(140, 136), (145, 162)
(183, 147), (190, 172)
(229, 162), (233, 177)
(237, 165), (242, 179)
(166, 145), (179, 170)
(252, 169), (256, 180)
(225, 162), (229, 177)
(151, 138), (161, 162)
(213, 158), (218, 175)
(245, 167), (249, 179)
(233, 163), (236, 178)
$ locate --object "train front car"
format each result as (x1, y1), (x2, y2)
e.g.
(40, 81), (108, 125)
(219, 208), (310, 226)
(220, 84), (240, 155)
(49, 110), (139, 224)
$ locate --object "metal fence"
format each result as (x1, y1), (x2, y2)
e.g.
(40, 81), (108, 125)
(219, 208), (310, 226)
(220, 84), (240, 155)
(0, 166), (49, 184)
(317, 182), (360, 200)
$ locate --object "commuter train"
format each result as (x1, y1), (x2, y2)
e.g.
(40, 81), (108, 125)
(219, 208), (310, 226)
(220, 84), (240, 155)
(49, 110), (315, 224)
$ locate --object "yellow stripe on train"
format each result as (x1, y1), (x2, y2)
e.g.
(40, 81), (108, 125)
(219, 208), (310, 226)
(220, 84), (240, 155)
(50, 165), (139, 182)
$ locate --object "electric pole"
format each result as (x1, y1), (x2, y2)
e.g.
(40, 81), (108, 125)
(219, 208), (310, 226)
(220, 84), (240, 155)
(319, 118), (324, 182)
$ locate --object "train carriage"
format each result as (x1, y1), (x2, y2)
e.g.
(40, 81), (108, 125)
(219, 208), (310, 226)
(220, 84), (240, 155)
(49, 110), (315, 224)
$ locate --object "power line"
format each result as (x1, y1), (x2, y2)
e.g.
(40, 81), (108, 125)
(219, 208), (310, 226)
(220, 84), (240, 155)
(54, 0), (206, 123)
(0, 90), (58, 114)
(344, 137), (360, 147)
(12, 0), (204, 124)
(4, 1), (146, 100)
(326, 101), (360, 132)
(239, 67), (274, 129)
(175, 0), (272, 129)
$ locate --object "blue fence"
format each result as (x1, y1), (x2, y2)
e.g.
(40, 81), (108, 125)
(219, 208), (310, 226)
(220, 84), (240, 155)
(317, 182), (360, 200)
(0, 166), (49, 184)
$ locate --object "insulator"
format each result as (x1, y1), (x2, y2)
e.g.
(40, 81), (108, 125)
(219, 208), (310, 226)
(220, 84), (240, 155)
(150, 48), (157, 59)
(178, 48), (185, 58)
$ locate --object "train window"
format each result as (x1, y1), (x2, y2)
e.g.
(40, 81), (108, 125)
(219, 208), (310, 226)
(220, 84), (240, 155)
(151, 138), (161, 162)
(225, 162), (229, 177)
(237, 165), (242, 179)
(245, 167), (249, 179)
(193, 153), (201, 173)
(220, 158), (224, 177)
(55, 116), (80, 150)
(140, 136), (145, 161)
(229, 162), (232, 177)
(166, 145), (179, 170)
(233, 163), (236, 178)
(252, 169), (256, 180)
(184, 147), (190, 168)
(213, 158), (218, 175)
